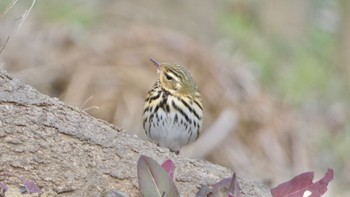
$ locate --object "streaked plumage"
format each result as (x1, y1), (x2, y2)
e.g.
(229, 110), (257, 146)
(143, 59), (203, 154)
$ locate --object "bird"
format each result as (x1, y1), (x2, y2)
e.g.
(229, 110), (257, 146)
(143, 59), (203, 154)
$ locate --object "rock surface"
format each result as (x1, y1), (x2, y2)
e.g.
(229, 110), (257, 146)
(0, 68), (271, 196)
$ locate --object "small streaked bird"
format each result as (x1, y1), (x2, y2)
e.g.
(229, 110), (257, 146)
(143, 59), (203, 154)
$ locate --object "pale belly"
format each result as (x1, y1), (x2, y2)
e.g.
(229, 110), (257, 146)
(145, 108), (201, 152)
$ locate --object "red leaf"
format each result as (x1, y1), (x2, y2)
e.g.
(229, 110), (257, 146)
(161, 159), (175, 179)
(271, 169), (334, 197)
(307, 169), (334, 197)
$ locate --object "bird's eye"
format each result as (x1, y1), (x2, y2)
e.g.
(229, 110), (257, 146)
(165, 74), (173, 81)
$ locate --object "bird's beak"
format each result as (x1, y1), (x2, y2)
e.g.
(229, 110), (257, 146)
(150, 58), (161, 70)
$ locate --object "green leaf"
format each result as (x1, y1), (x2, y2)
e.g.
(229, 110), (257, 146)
(137, 155), (180, 197)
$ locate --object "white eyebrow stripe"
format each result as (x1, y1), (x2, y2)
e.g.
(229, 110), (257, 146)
(166, 72), (180, 81)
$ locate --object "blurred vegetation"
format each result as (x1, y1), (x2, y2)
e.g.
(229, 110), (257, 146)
(1, 0), (349, 196)
(36, 1), (99, 27)
(220, 0), (349, 195)
(220, 0), (342, 105)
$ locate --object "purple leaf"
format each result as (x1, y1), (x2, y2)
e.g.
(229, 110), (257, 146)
(0, 181), (7, 191)
(161, 159), (175, 179)
(21, 179), (41, 194)
(228, 173), (240, 197)
(212, 177), (231, 197)
(0, 181), (8, 196)
(271, 168), (334, 197)
(137, 155), (180, 197)
(212, 173), (240, 197)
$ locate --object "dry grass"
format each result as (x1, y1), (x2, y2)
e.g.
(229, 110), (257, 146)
(0, 0), (36, 54)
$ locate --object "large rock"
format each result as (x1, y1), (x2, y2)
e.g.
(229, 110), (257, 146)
(0, 69), (271, 196)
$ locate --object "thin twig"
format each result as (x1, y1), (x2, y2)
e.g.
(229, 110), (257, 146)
(16, 0), (36, 32)
(80, 95), (94, 109)
(80, 96), (100, 112)
(0, 36), (10, 55)
(83, 106), (100, 112)
(0, 0), (36, 55)
(0, 0), (19, 18)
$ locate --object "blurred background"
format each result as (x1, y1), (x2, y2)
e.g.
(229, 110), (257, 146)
(0, 0), (348, 196)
